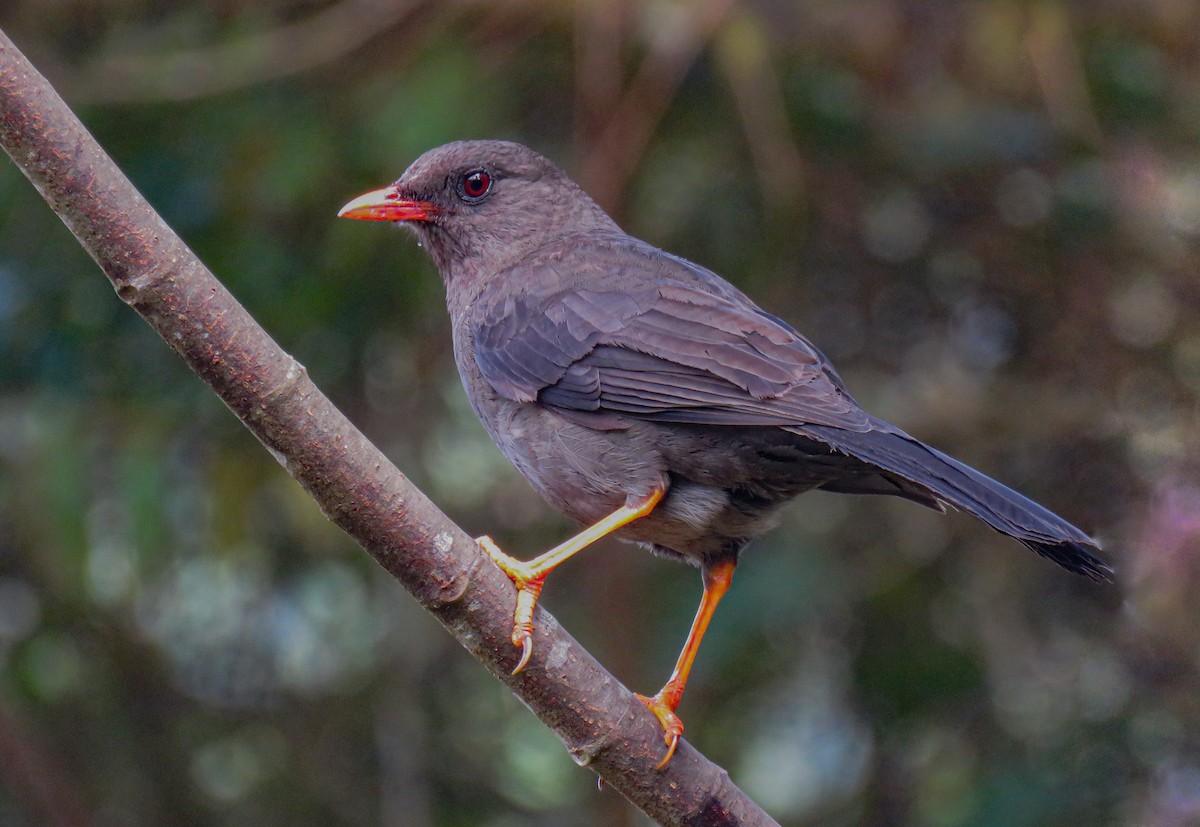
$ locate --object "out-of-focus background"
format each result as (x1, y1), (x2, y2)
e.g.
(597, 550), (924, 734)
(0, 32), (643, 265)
(0, 2), (1196, 825)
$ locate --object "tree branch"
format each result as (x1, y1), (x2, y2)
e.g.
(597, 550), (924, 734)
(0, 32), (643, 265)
(0, 26), (778, 827)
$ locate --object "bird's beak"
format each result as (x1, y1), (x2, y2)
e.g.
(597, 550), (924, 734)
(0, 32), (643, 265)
(337, 186), (440, 222)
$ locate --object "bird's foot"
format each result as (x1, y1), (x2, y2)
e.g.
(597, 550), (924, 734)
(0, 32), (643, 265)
(635, 688), (685, 769)
(476, 535), (545, 674)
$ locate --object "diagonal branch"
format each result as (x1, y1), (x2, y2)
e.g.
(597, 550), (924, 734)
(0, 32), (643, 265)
(0, 26), (778, 827)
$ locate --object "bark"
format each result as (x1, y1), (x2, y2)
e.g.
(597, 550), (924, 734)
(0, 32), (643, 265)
(0, 27), (778, 827)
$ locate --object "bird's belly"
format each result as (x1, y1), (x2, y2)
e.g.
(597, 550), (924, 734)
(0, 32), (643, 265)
(485, 400), (668, 525)
(478, 400), (821, 564)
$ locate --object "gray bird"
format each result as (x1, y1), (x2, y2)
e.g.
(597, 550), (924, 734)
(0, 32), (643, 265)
(339, 140), (1108, 766)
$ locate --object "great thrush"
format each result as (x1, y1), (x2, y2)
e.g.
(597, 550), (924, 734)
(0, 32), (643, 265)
(339, 140), (1109, 766)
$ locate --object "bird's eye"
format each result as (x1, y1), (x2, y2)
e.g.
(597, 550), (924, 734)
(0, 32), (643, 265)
(460, 170), (492, 201)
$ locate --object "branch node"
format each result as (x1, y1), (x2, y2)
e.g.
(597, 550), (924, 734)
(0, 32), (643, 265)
(567, 699), (640, 766)
(113, 260), (174, 307)
(404, 530), (487, 610)
(260, 356), (310, 407)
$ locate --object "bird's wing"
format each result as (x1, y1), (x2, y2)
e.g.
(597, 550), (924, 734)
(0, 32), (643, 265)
(473, 271), (871, 432)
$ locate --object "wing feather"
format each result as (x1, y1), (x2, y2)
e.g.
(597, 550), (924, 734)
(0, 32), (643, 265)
(471, 237), (870, 431)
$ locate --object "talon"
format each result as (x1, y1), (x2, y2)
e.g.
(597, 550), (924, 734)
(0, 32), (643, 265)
(657, 732), (680, 770)
(508, 575), (543, 671)
(512, 634), (534, 675)
(636, 692), (685, 769)
(475, 536), (545, 673)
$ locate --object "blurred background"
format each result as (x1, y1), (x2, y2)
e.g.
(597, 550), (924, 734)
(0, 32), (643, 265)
(0, 1), (1197, 825)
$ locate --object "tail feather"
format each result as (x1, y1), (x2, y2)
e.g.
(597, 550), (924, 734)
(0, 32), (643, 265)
(800, 421), (1112, 582)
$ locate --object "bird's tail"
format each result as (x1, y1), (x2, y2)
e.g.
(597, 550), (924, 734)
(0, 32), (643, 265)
(801, 420), (1111, 581)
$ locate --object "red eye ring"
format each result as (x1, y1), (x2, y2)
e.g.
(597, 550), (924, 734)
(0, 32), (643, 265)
(461, 170), (492, 200)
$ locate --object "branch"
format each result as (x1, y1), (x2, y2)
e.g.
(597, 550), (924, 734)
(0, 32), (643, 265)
(0, 27), (778, 827)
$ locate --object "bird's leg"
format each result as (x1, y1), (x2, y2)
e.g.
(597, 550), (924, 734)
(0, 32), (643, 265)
(477, 487), (665, 674)
(636, 558), (736, 769)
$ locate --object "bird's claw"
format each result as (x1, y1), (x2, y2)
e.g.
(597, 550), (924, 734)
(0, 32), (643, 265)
(476, 535), (543, 674)
(635, 692), (685, 769)
(506, 580), (543, 673)
(512, 634), (534, 675)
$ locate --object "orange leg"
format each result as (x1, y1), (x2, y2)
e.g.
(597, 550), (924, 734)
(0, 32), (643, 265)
(477, 487), (665, 674)
(636, 558), (736, 768)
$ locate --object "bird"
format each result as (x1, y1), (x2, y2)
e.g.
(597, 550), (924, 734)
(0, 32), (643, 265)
(338, 139), (1109, 767)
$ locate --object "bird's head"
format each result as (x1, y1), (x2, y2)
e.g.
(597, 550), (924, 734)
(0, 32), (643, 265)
(339, 140), (617, 287)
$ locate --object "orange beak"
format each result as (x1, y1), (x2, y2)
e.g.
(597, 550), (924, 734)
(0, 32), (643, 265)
(337, 186), (440, 222)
